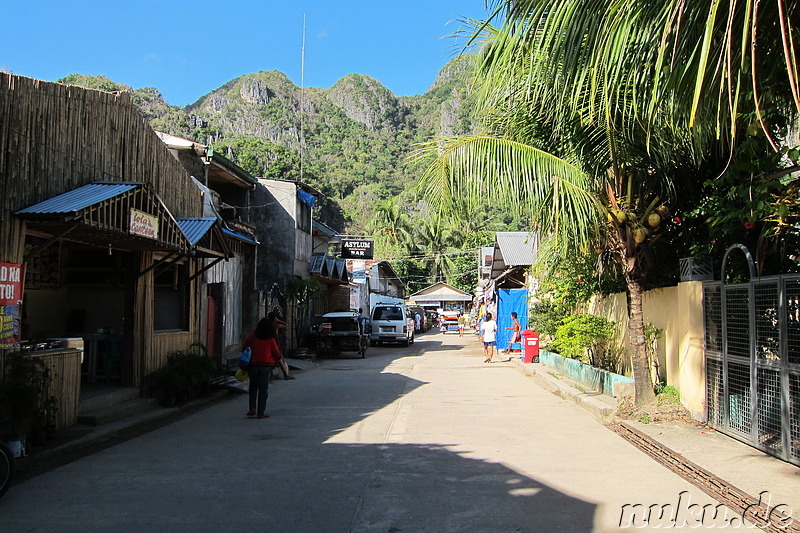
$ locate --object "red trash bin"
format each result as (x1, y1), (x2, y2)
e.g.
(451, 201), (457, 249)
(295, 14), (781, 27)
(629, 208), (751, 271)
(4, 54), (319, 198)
(521, 329), (540, 363)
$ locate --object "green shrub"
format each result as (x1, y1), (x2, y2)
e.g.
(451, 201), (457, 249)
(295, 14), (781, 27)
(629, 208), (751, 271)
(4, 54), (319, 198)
(0, 351), (58, 438)
(145, 343), (221, 406)
(655, 382), (680, 402)
(528, 300), (569, 342)
(551, 314), (617, 366)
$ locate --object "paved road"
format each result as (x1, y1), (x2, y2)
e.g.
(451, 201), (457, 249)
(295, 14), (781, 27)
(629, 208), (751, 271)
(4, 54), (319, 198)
(1, 331), (733, 532)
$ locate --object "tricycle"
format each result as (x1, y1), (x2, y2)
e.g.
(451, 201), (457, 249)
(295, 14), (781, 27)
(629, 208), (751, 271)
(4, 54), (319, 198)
(316, 311), (368, 358)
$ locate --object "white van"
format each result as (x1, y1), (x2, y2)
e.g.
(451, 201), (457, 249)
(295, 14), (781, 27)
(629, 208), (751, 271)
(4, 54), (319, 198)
(369, 304), (414, 346)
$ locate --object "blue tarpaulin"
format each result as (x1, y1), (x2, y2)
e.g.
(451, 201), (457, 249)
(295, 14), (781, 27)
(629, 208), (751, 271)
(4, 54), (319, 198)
(496, 289), (528, 351)
(297, 189), (317, 208)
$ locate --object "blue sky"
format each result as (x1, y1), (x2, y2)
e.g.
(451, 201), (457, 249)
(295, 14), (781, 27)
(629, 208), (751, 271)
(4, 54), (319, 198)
(4, 1), (490, 107)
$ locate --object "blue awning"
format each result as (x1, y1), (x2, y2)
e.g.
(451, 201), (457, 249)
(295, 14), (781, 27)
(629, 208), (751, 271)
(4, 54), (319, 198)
(16, 182), (189, 253)
(222, 227), (259, 245)
(16, 183), (138, 215)
(176, 218), (217, 246)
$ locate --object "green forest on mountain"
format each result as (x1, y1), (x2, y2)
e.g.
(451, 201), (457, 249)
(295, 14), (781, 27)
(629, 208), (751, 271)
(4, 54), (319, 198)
(58, 56), (531, 294)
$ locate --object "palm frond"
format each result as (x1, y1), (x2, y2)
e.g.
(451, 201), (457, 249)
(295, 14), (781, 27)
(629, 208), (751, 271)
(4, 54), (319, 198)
(415, 135), (602, 257)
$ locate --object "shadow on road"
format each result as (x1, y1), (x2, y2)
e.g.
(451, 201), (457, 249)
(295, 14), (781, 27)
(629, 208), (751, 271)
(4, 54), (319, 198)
(0, 330), (598, 532)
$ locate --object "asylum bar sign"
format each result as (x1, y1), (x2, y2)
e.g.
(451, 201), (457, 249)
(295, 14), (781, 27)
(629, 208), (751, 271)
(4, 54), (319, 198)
(341, 240), (374, 260)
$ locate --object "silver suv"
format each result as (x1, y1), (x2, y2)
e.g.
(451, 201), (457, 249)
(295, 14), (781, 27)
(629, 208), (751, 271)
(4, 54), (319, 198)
(369, 305), (414, 346)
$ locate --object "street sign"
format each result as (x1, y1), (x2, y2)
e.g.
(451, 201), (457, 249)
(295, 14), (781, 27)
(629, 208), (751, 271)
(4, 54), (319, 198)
(341, 239), (374, 259)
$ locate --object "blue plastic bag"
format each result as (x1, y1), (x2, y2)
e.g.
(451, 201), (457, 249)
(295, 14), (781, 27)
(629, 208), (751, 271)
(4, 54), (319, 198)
(239, 347), (251, 370)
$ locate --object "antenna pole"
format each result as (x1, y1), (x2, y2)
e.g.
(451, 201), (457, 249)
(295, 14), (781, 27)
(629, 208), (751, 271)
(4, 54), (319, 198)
(300, 14), (306, 183)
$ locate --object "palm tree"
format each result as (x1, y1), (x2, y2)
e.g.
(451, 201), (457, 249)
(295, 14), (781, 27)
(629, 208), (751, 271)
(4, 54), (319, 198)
(415, 213), (458, 283)
(418, 0), (800, 405)
(479, 0), (798, 150)
(371, 197), (413, 248)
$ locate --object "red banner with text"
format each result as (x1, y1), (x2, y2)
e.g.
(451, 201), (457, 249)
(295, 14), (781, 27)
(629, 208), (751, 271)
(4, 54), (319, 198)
(0, 262), (24, 345)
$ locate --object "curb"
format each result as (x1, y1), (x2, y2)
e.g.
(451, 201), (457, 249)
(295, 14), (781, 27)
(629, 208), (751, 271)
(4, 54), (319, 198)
(510, 357), (617, 422)
(19, 389), (233, 475)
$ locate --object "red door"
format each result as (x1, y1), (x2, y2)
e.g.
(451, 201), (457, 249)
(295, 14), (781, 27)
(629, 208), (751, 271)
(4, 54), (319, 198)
(206, 296), (218, 356)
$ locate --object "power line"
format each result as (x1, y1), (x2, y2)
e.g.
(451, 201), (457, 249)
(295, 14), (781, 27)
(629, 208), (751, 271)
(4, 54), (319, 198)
(379, 247), (481, 262)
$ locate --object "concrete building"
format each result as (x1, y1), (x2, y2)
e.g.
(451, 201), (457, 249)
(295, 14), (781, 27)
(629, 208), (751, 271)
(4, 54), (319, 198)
(157, 133), (260, 359)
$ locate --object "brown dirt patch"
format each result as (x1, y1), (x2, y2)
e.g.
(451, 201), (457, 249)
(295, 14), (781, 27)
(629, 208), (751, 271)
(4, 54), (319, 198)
(615, 393), (702, 427)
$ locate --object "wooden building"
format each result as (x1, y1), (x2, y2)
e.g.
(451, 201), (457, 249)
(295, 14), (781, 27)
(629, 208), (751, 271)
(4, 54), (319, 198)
(0, 74), (237, 427)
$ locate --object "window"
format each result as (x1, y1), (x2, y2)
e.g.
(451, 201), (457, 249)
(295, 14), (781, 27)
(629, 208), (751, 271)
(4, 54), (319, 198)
(297, 201), (311, 233)
(153, 262), (189, 331)
(373, 306), (403, 321)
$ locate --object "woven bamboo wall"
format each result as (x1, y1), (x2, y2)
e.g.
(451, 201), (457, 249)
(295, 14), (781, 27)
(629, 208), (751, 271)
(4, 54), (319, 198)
(0, 73), (203, 263)
(33, 349), (81, 430)
(134, 252), (203, 386)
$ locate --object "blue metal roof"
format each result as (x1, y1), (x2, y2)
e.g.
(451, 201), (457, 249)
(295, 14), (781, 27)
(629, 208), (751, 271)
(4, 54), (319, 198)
(16, 183), (139, 215)
(221, 227), (259, 245)
(177, 218), (217, 246)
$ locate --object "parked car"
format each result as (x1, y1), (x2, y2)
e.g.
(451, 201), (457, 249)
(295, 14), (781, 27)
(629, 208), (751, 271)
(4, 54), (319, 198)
(370, 304), (414, 346)
(316, 310), (368, 358)
(439, 311), (460, 334)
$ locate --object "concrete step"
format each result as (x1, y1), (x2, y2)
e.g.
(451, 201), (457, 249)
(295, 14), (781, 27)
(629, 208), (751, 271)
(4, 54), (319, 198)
(79, 387), (140, 414)
(77, 397), (160, 426)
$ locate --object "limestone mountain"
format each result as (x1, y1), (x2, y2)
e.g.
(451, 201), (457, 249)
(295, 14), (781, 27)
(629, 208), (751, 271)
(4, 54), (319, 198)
(56, 54), (478, 233)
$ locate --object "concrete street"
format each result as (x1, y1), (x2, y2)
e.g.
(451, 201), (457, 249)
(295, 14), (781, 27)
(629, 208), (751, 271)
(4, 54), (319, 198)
(1, 331), (737, 532)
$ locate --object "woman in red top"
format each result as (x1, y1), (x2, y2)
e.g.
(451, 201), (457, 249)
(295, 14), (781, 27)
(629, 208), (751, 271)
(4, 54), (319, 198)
(243, 318), (283, 419)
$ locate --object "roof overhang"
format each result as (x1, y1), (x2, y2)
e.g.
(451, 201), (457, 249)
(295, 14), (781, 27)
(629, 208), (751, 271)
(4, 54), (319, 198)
(207, 153), (258, 189)
(176, 217), (233, 259)
(312, 219), (341, 244)
(371, 261), (405, 291)
(409, 281), (471, 300)
(16, 182), (190, 254)
(493, 266), (528, 288)
(311, 254), (351, 285)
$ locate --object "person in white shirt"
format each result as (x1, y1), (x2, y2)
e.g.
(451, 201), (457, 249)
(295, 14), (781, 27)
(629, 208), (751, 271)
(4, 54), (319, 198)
(480, 312), (499, 363)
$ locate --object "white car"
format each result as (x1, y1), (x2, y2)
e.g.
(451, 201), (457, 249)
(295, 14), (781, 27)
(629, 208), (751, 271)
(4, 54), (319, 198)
(369, 305), (415, 346)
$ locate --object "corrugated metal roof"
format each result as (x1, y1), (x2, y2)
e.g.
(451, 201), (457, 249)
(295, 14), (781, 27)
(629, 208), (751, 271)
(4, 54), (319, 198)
(416, 290), (473, 301)
(410, 282), (472, 300)
(16, 183), (138, 215)
(221, 227), (259, 245)
(336, 258), (349, 282)
(496, 232), (537, 266)
(177, 217), (217, 246)
(312, 219), (340, 240)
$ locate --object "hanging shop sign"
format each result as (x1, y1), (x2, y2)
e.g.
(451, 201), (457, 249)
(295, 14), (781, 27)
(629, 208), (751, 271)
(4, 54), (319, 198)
(351, 260), (366, 284)
(341, 240), (373, 259)
(0, 262), (24, 345)
(130, 208), (159, 240)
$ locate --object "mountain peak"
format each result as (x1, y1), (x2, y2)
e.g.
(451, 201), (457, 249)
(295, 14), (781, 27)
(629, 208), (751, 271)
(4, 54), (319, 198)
(325, 73), (401, 131)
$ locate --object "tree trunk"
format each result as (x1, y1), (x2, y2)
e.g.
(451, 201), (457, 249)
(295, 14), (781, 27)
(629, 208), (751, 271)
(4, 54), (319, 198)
(625, 274), (656, 407)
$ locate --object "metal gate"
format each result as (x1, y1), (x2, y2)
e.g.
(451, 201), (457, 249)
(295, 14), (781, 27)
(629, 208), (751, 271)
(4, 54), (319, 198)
(703, 245), (800, 466)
